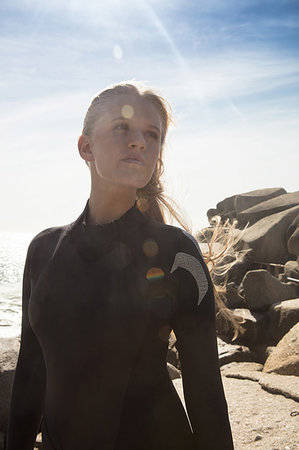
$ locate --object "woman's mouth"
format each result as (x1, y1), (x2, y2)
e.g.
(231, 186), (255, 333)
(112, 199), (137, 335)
(121, 158), (144, 166)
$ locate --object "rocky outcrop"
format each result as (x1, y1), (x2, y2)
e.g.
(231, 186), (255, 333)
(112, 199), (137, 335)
(207, 187), (299, 381)
(239, 205), (299, 263)
(237, 191), (299, 226)
(268, 298), (299, 343)
(263, 323), (299, 376)
(287, 214), (299, 257)
(220, 361), (299, 401)
(214, 187), (286, 222)
(240, 269), (298, 311)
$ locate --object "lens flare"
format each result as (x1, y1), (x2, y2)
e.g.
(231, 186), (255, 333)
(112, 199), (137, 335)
(113, 45), (123, 60)
(121, 104), (134, 118)
(146, 267), (165, 281)
(142, 239), (159, 257)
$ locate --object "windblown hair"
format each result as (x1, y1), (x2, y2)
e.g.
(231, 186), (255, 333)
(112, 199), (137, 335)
(82, 81), (240, 334)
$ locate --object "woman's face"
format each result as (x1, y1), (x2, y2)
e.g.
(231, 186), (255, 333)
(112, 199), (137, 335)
(79, 93), (163, 192)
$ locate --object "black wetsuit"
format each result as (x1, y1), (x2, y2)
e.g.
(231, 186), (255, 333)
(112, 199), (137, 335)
(6, 202), (233, 450)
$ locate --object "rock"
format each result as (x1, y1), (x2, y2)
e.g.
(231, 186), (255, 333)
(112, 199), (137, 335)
(167, 363), (181, 380)
(216, 194), (237, 216)
(217, 338), (254, 366)
(240, 270), (299, 311)
(206, 209), (218, 224)
(263, 323), (299, 376)
(259, 373), (299, 402)
(214, 188), (287, 224)
(0, 337), (20, 433)
(229, 308), (268, 345)
(221, 361), (263, 381)
(239, 205), (299, 263)
(167, 347), (179, 368)
(268, 298), (299, 344)
(250, 344), (271, 364)
(284, 261), (299, 279)
(226, 254), (257, 285)
(287, 215), (299, 257)
(225, 283), (246, 308)
(234, 187), (286, 215)
(237, 191), (299, 227)
(221, 362), (299, 402)
(167, 331), (179, 368)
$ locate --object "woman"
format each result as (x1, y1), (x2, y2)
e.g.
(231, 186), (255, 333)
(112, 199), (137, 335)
(6, 82), (234, 449)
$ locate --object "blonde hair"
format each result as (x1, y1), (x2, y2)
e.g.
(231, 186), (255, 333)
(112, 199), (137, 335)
(82, 81), (188, 229)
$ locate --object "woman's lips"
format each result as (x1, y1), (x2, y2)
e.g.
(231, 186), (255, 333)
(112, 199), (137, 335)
(121, 158), (144, 165)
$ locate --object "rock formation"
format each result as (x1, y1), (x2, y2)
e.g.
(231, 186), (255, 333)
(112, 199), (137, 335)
(205, 187), (299, 371)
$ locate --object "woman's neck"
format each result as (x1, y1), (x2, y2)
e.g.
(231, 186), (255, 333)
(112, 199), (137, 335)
(88, 188), (136, 225)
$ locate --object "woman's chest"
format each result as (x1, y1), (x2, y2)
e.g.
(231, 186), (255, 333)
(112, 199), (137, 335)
(28, 238), (176, 351)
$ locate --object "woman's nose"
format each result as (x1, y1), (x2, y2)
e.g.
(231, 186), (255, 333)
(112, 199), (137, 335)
(128, 130), (146, 151)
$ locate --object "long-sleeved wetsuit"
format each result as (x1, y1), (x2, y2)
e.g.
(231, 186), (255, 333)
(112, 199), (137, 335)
(6, 202), (233, 450)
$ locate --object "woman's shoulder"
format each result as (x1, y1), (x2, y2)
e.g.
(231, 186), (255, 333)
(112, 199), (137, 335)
(146, 220), (203, 259)
(26, 223), (71, 266)
(30, 224), (68, 248)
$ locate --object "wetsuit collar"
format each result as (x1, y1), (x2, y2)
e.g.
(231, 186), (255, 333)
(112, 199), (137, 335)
(67, 200), (149, 261)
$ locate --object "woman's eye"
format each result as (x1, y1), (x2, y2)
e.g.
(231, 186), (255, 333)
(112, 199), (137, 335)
(115, 123), (129, 131)
(145, 131), (159, 140)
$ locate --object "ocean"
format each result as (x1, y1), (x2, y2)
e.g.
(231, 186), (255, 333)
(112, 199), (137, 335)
(0, 231), (35, 338)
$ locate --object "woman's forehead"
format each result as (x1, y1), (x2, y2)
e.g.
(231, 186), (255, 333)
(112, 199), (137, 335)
(100, 93), (162, 125)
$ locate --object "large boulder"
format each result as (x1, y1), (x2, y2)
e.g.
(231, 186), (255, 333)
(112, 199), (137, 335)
(268, 298), (299, 344)
(0, 338), (20, 433)
(263, 322), (299, 376)
(287, 215), (299, 257)
(234, 187), (286, 215)
(239, 205), (299, 263)
(237, 191), (299, 227)
(240, 270), (299, 311)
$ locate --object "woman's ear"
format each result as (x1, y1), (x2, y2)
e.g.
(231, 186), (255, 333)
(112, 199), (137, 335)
(78, 135), (94, 162)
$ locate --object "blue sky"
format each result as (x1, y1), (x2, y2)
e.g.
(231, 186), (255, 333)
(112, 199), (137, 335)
(0, 0), (298, 232)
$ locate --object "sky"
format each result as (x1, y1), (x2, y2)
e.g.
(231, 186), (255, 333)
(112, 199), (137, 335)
(0, 0), (298, 233)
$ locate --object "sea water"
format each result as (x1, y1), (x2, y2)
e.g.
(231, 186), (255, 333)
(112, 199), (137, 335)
(0, 232), (35, 338)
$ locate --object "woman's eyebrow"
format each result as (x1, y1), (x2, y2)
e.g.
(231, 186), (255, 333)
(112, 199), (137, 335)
(111, 117), (161, 132)
(111, 116), (126, 122)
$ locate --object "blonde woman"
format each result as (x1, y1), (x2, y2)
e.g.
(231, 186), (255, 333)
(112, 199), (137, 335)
(7, 83), (233, 450)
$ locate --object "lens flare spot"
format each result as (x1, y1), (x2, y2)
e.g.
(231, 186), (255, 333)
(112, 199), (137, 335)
(143, 239), (159, 257)
(121, 104), (134, 119)
(146, 267), (164, 281)
(113, 45), (123, 60)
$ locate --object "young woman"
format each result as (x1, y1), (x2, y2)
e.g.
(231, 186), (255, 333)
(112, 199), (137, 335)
(6, 83), (234, 450)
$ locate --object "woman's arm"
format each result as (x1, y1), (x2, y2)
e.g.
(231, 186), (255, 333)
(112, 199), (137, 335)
(6, 242), (46, 450)
(171, 231), (234, 450)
